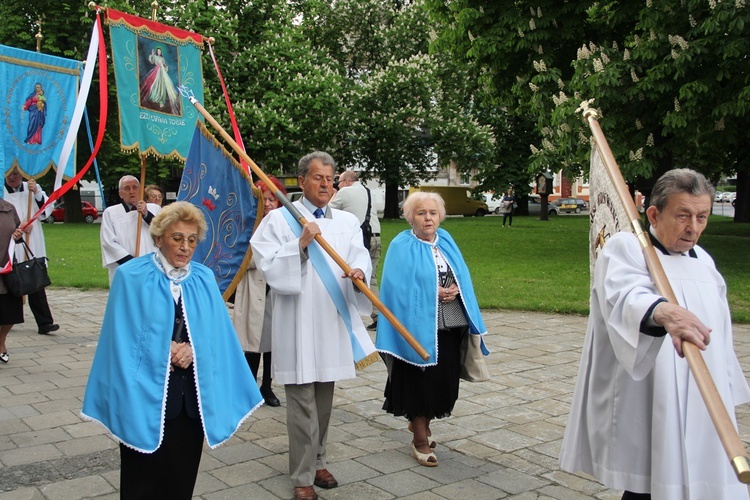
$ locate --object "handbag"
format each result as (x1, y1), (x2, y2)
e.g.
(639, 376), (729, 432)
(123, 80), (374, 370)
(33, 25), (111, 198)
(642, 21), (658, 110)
(3, 239), (51, 297)
(361, 187), (373, 250)
(459, 333), (490, 382)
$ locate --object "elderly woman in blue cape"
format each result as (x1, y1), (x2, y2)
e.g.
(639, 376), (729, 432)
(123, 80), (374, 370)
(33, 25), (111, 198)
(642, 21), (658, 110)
(376, 191), (489, 468)
(139, 46), (180, 115)
(82, 202), (263, 499)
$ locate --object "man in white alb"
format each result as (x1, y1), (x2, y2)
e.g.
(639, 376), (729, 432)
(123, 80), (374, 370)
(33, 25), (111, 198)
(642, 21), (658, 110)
(100, 175), (161, 283)
(251, 152), (375, 500)
(560, 168), (750, 500)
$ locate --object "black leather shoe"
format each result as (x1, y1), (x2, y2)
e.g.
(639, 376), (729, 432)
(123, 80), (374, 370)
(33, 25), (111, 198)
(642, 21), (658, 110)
(38, 324), (60, 335)
(260, 386), (280, 407)
(366, 320), (377, 331)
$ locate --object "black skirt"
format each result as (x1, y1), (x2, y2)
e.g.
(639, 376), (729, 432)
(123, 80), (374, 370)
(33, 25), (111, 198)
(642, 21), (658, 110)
(0, 293), (24, 325)
(383, 326), (466, 421)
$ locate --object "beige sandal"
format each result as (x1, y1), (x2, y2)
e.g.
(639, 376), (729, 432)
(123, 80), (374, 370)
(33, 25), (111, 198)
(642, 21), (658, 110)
(407, 421), (436, 449)
(411, 442), (438, 467)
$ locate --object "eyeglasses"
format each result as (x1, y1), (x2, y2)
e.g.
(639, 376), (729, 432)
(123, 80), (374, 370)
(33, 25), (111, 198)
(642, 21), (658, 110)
(167, 232), (199, 247)
(149, 193), (163, 200)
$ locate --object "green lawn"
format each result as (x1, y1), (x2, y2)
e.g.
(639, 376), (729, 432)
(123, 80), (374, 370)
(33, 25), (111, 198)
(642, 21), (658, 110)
(42, 214), (750, 322)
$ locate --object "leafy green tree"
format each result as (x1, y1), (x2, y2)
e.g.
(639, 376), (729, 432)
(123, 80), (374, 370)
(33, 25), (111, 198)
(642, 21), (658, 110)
(228, 5), (350, 173)
(427, 0), (750, 221)
(303, 0), (495, 217)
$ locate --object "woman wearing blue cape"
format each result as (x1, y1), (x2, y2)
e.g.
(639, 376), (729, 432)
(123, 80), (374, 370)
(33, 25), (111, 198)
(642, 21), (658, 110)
(82, 202), (263, 498)
(376, 191), (489, 468)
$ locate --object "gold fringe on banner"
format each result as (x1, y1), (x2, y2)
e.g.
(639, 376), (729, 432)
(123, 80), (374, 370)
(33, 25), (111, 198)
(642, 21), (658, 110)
(355, 352), (381, 371)
(0, 55), (81, 76)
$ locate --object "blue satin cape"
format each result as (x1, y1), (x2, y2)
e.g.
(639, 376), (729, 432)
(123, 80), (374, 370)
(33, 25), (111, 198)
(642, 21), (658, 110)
(81, 254), (263, 452)
(375, 228), (489, 366)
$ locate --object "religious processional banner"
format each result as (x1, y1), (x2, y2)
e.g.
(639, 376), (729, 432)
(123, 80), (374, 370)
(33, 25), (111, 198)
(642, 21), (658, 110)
(178, 121), (258, 297)
(588, 131), (629, 281)
(106, 9), (204, 160)
(0, 44), (81, 183)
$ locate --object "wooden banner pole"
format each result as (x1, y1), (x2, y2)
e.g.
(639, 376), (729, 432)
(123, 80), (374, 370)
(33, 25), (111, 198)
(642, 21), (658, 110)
(182, 90), (429, 361)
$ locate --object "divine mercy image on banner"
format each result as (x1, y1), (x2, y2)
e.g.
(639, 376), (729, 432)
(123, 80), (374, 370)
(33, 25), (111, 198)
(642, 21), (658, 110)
(0, 44), (82, 180)
(106, 8), (204, 161)
(138, 40), (181, 116)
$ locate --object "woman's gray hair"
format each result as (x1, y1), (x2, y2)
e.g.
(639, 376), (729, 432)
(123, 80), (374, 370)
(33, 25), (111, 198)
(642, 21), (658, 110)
(650, 168), (715, 211)
(402, 191), (447, 224)
(149, 202), (208, 241)
(298, 152), (336, 179)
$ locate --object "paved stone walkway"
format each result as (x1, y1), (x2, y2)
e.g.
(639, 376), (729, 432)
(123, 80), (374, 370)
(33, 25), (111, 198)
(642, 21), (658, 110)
(1, 288), (750, 499)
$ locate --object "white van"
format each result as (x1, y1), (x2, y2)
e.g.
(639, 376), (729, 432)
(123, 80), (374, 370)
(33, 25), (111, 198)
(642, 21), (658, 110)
(482, 193), (503, 214)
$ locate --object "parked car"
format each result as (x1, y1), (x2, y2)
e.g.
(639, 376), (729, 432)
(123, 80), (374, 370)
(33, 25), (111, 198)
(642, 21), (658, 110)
(715, 192), (734, 203)
(556, 197), (587, 214)
(481, 193), (503, 214)
(44, 201), (99, 223)
(528, 195), (559, 216)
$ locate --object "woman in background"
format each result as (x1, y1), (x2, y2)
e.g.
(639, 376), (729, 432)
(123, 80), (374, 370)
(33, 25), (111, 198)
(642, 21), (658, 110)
(144, 185), (164, 207)
(233, 176), (287, 407)
(0, 199), (23, 363)
(501, 188), (516, 228)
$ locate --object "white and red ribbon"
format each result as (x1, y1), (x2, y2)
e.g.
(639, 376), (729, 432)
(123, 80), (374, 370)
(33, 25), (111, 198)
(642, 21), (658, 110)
(20, 11), (108, 232)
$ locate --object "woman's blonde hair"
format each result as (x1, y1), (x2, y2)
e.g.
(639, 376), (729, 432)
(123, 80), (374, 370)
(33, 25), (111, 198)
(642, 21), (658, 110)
(402, 191), (446, 224)
(149, 202), (208, 241)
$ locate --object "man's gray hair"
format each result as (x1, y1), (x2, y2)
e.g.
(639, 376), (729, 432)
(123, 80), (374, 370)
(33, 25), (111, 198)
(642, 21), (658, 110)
(339, 170), (358, 182)
(650, 168), (715, 211)
(118, 175), (140, 190)
(298, 152), (336, 179)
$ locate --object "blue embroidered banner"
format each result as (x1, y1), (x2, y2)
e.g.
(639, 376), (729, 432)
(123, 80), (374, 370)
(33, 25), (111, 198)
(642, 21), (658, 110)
(178, 122), (258, 296)
(0, 44), (81, 181)
(106, 9), (204, 160)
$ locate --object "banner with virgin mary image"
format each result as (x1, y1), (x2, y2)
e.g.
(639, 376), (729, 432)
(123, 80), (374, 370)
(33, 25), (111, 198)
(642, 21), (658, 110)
(106, 9), (204, 160)
(0, 44), (82, 180)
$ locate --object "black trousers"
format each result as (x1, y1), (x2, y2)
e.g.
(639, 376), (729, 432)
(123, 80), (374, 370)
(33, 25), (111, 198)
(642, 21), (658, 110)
(245, 351), (272, 389)
(502, 212), (513, 226)
(622, 492), (651, 500)
(119, 410), (204, 499)
(27, 288), (54, 328)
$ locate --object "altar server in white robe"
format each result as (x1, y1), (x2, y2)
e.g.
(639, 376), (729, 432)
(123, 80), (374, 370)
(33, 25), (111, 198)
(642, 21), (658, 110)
(100, 175), (161, 283)
(3, 167), (59, 334)
(560, 168), (750, 500)
(251, 152), (375, 500)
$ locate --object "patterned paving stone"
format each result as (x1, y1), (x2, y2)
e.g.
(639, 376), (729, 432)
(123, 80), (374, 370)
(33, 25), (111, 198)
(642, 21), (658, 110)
(1, 289), (749, 498)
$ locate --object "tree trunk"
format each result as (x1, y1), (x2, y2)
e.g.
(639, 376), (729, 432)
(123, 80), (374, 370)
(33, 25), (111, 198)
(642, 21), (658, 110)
(734, 170), (749, 223)
(384, 180), (401, 219)
(63, 187), (83, 223)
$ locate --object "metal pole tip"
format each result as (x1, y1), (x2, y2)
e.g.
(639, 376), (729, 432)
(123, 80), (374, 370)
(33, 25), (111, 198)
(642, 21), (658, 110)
(732, 456), (750, 483)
